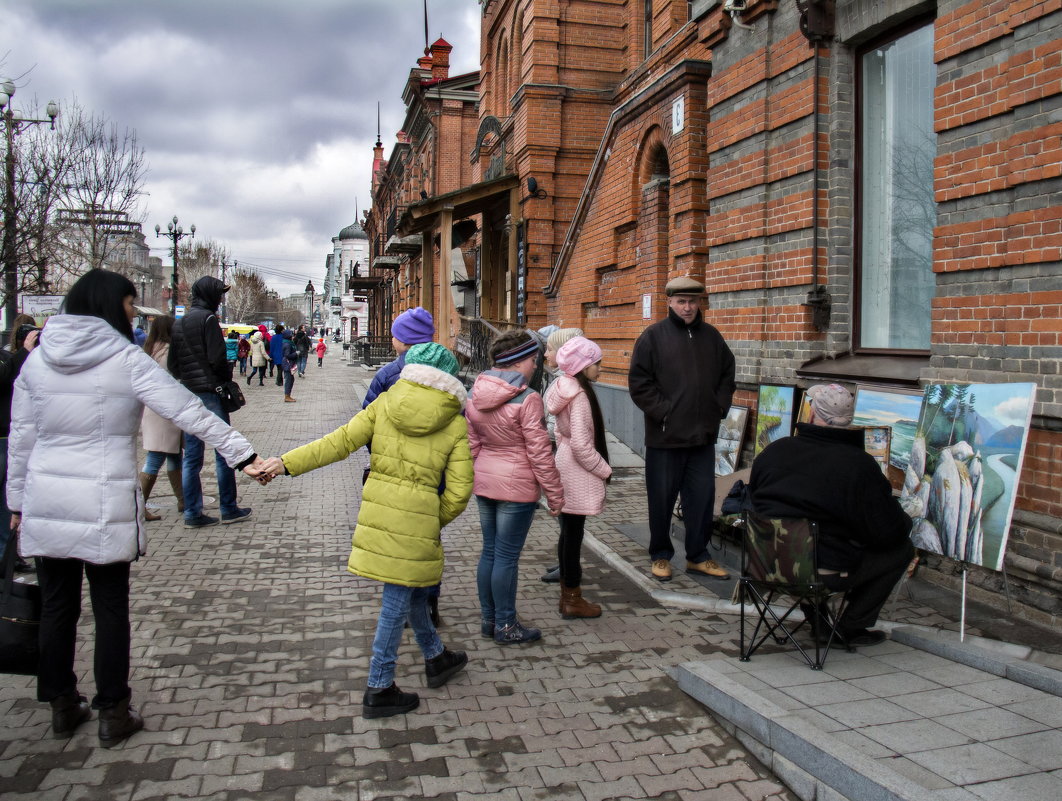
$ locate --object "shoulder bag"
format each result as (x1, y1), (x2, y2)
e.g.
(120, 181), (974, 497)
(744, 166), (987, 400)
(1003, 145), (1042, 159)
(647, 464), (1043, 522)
(0, 539), (40, 675)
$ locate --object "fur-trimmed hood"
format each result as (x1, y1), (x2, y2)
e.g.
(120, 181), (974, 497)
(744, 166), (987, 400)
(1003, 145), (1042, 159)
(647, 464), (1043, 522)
(382, 362), (467, 437)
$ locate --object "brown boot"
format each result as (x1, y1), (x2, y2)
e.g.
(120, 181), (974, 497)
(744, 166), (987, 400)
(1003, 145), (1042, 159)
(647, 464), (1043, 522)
(167, 469), (184, 513)
(284, 395), (297, 403)
(560, 586), (602, 619)
(139, 473), (161, 521)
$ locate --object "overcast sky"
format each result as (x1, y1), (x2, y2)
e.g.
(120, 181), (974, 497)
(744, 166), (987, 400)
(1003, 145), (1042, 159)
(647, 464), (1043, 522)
(1, 0), (480, 297)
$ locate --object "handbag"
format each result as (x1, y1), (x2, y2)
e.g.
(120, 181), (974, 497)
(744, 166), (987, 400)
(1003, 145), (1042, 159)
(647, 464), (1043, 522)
(216, 380), (246, 413)
(0, 539), (40, 676)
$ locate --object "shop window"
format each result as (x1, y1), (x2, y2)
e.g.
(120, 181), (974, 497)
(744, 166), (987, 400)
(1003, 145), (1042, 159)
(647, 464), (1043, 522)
(856, 21), (935, 352)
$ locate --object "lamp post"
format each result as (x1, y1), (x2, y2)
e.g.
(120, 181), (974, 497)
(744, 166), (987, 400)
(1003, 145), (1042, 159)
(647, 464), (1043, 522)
(304, 280), (315, 330)
(154, 215), (195, 315)
(1, 79), (59, 332)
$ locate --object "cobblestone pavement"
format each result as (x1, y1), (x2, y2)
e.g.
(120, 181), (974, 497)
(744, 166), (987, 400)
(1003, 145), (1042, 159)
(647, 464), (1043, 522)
(0, 357), (800, 801)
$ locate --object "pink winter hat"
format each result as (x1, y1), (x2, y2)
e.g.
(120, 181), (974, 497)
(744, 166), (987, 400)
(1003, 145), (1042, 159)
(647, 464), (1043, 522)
(556, 336), (602, 377)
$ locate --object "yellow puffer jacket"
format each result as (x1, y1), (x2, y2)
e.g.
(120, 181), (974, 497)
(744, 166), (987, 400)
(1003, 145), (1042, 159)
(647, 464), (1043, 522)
(281, 363), (473, 587)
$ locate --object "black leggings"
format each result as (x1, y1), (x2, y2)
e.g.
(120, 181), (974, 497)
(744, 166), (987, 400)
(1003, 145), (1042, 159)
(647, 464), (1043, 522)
(558, 513), (586, 588)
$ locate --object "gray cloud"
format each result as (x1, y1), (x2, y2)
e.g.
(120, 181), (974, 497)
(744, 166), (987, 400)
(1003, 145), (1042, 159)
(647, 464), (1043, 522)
(1, 0), (480, 294)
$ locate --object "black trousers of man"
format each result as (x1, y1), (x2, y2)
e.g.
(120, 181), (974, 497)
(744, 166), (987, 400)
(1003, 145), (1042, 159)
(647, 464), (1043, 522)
(645, 443), (715, 564)
(822, 539), (916, 632)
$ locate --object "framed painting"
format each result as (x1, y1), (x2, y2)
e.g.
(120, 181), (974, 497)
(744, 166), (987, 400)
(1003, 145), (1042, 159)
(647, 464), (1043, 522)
(862, 426), (891, 476)
(715, 405), (749, 476)
(852, 386), (923, 474)
(900, 382), (1036, 571)
(754, 385), (796, 457)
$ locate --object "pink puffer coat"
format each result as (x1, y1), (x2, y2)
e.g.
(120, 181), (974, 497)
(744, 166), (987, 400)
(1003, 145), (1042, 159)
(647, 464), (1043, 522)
(466, 369), (564, 510)
(544, 375), (612, 515)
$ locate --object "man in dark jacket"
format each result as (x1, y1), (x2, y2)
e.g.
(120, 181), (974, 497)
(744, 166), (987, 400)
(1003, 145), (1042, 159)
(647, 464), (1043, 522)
(628, 276), (736, 582)
(749, 383), (914, 646)
(169, 277), (251, 528)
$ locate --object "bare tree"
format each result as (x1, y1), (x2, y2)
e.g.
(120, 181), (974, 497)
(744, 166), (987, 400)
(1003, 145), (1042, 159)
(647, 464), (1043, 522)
(225, 265), (268, 322)
(175, 239), (229, 303)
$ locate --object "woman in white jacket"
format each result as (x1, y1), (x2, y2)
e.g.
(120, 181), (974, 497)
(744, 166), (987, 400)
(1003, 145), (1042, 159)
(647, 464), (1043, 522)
(7, 270), (266, 748)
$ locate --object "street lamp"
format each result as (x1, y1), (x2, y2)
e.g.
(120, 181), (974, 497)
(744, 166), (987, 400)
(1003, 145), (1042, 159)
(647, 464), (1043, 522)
(304, 280), (315, 330)
(154, 215), (195, 315)
(1, 79), (59, 332)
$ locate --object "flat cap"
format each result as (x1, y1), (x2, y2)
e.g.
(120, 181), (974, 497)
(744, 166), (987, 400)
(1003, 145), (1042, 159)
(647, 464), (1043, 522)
(664, 276), (706, 296)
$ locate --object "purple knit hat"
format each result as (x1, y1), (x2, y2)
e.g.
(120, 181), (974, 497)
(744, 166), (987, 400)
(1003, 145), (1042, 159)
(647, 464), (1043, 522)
(556, 336), (602, 377)
(391, 307), (435, 344)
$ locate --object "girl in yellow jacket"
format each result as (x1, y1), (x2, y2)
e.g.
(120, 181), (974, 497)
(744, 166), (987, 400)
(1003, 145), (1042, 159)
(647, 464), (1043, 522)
(260, 343), (473, 719)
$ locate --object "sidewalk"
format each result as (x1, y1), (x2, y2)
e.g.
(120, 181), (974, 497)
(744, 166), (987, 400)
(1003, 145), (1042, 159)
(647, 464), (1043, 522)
(0, 357), (1058, 801)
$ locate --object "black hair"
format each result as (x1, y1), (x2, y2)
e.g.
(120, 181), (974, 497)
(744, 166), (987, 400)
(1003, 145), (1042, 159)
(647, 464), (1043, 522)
(62, 269), (137, 342)
(227, 329), (238, 339)
(9, 313), (36, 349)
(489, 329), (534, 365)
(574, 371), (610, 467)
(144, 315), (175, 356)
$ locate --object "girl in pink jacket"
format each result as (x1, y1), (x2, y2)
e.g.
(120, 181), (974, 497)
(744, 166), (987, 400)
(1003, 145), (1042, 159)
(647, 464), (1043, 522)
(466, 330), (564, 645)
(544, 337), (612, 619)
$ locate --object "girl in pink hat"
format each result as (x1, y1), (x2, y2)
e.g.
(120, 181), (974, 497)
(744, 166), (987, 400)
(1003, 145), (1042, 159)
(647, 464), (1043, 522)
(543, 336), (612, 618)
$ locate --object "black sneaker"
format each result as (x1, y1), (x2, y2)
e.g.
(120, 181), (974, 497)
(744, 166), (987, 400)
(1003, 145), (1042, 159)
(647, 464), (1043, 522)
(184, 514), (219, 528)
(221, 507), (252, 525)
(480, 620), (494, 639)
(362, 684), (419, 719)
(425, 649), (468, 689)
(494, 621), (541, 645)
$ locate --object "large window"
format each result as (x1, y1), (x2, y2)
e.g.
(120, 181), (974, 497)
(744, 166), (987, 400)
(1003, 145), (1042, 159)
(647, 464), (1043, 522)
(857, 22), (935, 351)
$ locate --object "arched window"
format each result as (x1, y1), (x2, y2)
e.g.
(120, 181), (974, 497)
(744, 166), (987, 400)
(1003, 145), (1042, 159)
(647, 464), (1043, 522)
(512, 9), (524, 102)
(495, 35), (510, 114)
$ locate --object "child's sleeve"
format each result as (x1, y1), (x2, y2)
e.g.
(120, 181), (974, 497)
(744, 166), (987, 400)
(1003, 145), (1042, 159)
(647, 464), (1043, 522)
(439, 418), (474, 527)
(282, 404), (376, 476)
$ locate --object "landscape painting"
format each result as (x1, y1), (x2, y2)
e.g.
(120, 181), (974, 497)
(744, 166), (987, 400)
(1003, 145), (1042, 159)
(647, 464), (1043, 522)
(863, 427), (891, 476)
(715, 405), (749, 476)
(900, 382), (1036, 571)
(852, 386), (923, 473)
(754, 385), (796, 457)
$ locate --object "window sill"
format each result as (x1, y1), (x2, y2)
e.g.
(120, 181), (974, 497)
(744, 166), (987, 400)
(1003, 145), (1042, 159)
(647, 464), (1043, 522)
(796, 352), (928, 387)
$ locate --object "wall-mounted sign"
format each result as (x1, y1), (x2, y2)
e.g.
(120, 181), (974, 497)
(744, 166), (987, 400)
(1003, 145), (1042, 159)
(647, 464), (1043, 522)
(642, 293), (652, 319)
(672, 96), (684, 133)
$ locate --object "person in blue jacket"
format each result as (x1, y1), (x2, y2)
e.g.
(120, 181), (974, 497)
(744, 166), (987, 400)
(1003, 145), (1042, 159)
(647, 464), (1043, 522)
(362, 307), (435, 409)
(269, 324), (286, 386)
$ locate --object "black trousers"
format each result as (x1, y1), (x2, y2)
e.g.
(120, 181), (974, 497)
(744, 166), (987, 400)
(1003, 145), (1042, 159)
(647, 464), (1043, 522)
(823, 540), (916, 631)
(644, 444), (715, 563)
(36, 557), (131, 708)
(558, 513), (586, 588)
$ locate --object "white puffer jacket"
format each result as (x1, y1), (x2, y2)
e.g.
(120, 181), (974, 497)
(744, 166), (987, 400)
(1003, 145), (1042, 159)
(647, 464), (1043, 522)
(7, 315), (255, 564)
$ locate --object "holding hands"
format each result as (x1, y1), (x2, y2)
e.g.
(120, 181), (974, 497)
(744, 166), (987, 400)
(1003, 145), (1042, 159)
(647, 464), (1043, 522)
(241, 455), (287, 485)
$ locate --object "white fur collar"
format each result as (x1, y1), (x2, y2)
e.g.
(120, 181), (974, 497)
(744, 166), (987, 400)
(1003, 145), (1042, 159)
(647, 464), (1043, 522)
(400, 363), (467, 409)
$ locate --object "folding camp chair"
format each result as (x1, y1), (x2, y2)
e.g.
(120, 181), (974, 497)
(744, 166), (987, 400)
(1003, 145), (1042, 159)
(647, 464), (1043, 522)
(739, 511), (851, 670)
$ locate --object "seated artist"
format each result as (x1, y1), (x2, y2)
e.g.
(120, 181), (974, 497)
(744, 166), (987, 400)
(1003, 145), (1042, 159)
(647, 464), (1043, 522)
(748, 383), (915, 646)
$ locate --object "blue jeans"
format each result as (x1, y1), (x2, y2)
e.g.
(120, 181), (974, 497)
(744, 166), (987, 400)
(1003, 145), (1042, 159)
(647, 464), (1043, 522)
(183, 392), (238, 520)
(475, 497), (538, 628)
(297, 354), (308, 375)
(368, 583), (443, 689)
(142, 451), (181, 475)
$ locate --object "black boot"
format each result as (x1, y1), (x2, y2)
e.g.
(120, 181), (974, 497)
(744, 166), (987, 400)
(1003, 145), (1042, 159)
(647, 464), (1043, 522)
(362, 683), (419, 719)
(98, 697), (144, 748)
(50, 693), (91, 739)
(425, 649), (467, 689)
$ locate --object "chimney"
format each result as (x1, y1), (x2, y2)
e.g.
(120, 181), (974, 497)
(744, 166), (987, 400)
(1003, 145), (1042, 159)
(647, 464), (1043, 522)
(430, 37), (452, 81)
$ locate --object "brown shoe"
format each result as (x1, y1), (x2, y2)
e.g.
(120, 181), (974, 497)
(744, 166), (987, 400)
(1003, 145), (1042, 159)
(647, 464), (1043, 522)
(651, 559), (672, 582)
(284, 395), (297, 403)
(686, 559), (729, 579)
(560, 586), (602, 619)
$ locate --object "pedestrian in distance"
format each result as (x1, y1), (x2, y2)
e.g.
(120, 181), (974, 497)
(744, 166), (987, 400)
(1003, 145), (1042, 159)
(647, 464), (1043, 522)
(7, 269), (269, 748)
(466, 330), (564, 645)
(316, 337), (327, 367)
(169, 276), (254, 528)
(544, 336), (612, 619)
(247, 331), (268, 386)
(225, 330), (239, 372)
(281, 328), (297, 402)
(138, 315), (184, 521)
(294, 324), (310, 377)
(257, 343), (473, 719)
(237, 333), (250, 375)
(628, 275), (736, 583)
(269, 324), (285, 385)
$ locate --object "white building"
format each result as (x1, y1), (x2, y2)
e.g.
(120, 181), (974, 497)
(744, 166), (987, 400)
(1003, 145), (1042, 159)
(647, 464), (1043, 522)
(326, 220), (369, 340)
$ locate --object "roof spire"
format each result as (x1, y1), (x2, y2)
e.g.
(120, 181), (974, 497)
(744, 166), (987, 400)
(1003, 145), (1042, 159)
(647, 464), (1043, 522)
(424, 0), (430, 57)
(375, 102), (381, 148)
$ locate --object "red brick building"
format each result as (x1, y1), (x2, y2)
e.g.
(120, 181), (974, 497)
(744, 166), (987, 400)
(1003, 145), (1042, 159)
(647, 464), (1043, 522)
(366, 0), (1061, 625)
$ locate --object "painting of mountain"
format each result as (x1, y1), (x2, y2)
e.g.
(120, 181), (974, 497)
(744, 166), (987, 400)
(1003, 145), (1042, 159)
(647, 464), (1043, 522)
(900, 382), (1036, 571)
